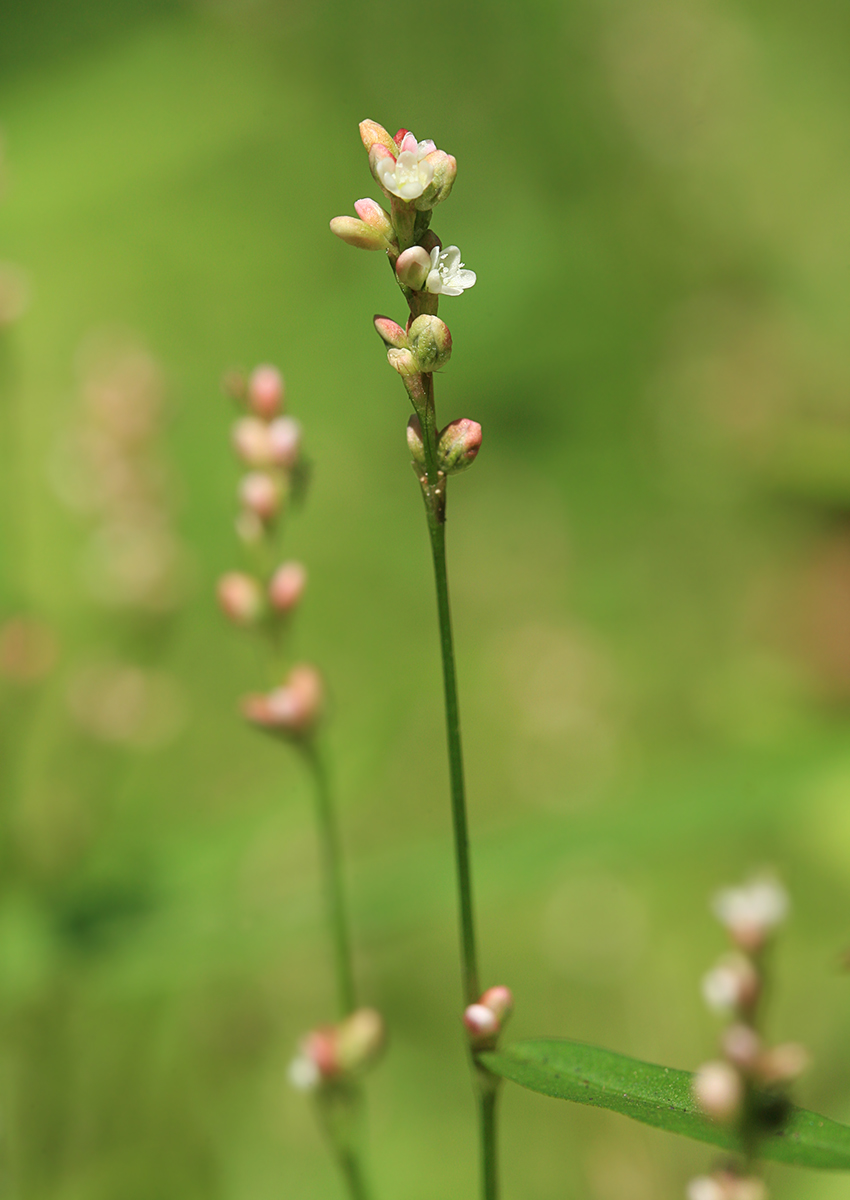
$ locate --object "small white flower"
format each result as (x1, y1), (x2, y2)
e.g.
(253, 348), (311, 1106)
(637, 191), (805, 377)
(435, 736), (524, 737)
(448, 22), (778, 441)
(375, 131), (436, 201)
(287, 1052), (320, 1092)
(712, 876), (789, 938)
(425, 246), (477, 296)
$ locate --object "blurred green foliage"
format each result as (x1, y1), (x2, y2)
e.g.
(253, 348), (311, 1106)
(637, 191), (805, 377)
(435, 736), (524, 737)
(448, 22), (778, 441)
(2, 0), (850, 1197)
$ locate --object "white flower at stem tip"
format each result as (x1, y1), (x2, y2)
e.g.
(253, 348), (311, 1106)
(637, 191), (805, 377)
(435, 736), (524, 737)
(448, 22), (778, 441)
(375, 131), (436, 200)
(425, 245), (477, 296)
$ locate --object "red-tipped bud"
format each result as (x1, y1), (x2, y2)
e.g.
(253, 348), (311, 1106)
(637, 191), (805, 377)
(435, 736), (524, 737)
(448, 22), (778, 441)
(408, 314), (452, 373)
(239, 472), (281, 521)
(359, 119), (397, 154)
(242, 663), (323, 736)
(393, 128), (408, 147)
(329, 215), (390, 252)
(463, 1003), (499, 1047)
(232, 416), (272, 466)
(217, 572), (264, 625)
(247, 364), (284, 419)
(406, 414), (425, 466)
(353, 198), (394, 240)
(414, 151), (457, 211)
(479, 985), (513, 1023)
(395, 246), (431, 290)
(692, 1061), (743, 1122)
(267, 416), (301, 468)
(437, 418), (482, 474)
(374, 315), (409, 349)
(269, 561), (307, 613)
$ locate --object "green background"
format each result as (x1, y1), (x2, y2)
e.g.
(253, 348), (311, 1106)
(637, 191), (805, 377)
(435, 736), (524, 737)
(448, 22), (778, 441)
(2, 0), (850, 1196)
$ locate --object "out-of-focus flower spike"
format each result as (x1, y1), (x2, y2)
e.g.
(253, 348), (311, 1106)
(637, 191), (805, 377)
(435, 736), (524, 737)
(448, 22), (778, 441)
(239, 472), (281, 521)
(232, 416), (272, 466)
(242, 663), (323, 736)
(374, 315), (409, 349)
(479, 985), (512, 1022)
(267, 416), (301, 468)
(335, 1008), (386, 1073)
(692, 1061), (743, 1122)
(359, 119), (397, 154)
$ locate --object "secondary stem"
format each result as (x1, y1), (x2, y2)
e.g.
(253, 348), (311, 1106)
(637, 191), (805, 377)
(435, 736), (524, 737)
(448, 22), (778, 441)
(479, 1084), (499, 1200)
(301, 738), (357, 1018)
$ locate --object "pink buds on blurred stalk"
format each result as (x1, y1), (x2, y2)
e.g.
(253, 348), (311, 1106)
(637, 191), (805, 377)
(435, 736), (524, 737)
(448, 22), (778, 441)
(288, 1007), (386, 1091)
(247, 364), (285, 419)
(242, 663), (323, 736)
(232, 416), (272, 466)
(217, 572), (264, 625)
(437, 418), (482, 475)
(711, 875), (789, 954)
(269, 562), (307, 613)
(463, 985), (513, 1050)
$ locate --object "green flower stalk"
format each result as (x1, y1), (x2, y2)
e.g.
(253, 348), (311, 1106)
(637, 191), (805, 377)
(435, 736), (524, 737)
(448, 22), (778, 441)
(331, 119), (503, 1200)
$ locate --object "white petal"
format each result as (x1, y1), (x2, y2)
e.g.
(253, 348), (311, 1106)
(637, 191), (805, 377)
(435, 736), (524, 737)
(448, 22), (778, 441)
(440, 246), (461, 271)
(376, 160), (396, 189)
(429, 247), (441, 269)
(398, 180), (425, 200)
(425, 269), (443, 294)
(417, 139), (437, 157)
(441, 284), (463, 297)
(456, 270), (476, 288)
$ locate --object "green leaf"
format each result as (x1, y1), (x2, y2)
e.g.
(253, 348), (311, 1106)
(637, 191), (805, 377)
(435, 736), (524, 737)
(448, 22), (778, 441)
(480, 1039), (850, 1170)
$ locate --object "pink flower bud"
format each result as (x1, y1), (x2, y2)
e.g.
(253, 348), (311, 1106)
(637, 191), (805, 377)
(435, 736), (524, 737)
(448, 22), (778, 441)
(374, 315), (409, 349)
(268, 561), (307, 613)
(247, 364), (284, 419)
(242, 664), (323, 736)
(359, 119), (397, 154)
(329, 215), (391, 252)
(406, 414), (425, 466)
(232, 416), (272, 466)
(217, 572), (264, 625)
(437, 418), (482, 474)
(408, 314), (452, 373)
(463, 1003), (500, 1046)
(395, 246), (431, 290)
(239, 472), (280, 520)
(353, 198), (394, 239)
(479, 985), (513, 1023)
(267, 416), (301, 468)
(692, 1061), (743, 1122)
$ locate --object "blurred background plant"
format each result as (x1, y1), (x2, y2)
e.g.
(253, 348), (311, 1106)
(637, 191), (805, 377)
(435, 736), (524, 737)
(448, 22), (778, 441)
(2, 0), (850, 1197)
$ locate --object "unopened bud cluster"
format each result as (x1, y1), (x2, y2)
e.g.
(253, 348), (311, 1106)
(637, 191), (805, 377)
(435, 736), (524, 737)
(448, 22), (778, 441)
(331, 121), (482, 499)
(688, 876), (805, 1200)
(288, 1007), (386, 1092)
(463, 985), (513, 1051)
(217, 365), (320, 737)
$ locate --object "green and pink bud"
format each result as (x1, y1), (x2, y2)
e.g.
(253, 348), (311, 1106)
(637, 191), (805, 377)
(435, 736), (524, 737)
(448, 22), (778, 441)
(329, 215), (391, 252)
(395, 246), (431, 291)
(437, 418), (482, 474)
(217, 572), (264, 625)
(406, 414), (425, 467)
(287, 1007), (386, 1092)
(359, 119), (397, 154)
(374, 315), (409, 349)
(408, 314), (452, 373)
(353, 198), (394, 241)
(242, 663), (323, 736)
(415, 151), (457, 211)
(463, 984), (513, 1050)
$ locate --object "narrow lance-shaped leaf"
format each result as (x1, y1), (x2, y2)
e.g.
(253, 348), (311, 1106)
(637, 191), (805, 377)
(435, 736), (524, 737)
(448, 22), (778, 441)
(480, 1039), (850, 1171)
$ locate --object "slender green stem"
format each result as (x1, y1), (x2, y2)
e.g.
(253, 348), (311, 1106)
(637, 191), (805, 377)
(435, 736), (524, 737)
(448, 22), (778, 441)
(301, 738), (357, 1018)
(478, 1084), (499, 1200)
